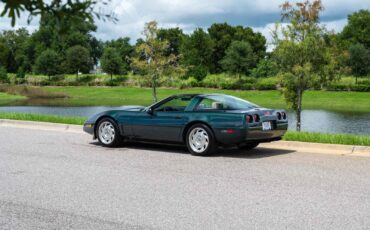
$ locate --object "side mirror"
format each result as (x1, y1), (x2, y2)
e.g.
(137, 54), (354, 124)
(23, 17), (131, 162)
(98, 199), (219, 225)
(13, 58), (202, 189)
(147, 107), (154, 115)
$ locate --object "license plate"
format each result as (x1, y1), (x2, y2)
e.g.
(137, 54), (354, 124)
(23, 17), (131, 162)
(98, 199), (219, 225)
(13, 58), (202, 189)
(262, 121), (272, 131)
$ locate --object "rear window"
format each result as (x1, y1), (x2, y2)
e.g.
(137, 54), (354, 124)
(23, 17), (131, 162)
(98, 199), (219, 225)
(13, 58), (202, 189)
(195, 95), (258, 111)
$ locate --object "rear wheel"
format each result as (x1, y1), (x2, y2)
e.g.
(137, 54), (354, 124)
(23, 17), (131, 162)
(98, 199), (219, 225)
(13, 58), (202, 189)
(96, 118), (123, 147)
(186, 124), (217, 156)
(238, 142), (259, 150)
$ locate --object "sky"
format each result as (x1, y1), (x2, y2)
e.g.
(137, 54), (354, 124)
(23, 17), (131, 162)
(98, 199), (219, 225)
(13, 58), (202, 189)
(0, 0), (369, 48)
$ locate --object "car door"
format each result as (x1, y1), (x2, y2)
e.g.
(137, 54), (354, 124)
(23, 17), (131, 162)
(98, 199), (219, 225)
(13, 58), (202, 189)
(131, 96), (193, 142)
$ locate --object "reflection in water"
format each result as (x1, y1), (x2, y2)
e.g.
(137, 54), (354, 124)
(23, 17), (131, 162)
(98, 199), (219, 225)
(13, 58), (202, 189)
(0, 106), (369, 135)
(287, 110), (370, 135)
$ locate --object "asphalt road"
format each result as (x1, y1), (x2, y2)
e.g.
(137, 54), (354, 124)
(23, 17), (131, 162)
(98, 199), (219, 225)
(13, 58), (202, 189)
(0, 126), (370, 230)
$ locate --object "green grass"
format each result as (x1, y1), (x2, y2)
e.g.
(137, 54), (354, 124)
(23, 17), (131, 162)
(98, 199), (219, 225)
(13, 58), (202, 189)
(41, 86), (370, 112)
(0, 92), (26, 105)
(284, 131), (370, 146)
(0, 111), (368, 146)
(0, 112), (86, 125)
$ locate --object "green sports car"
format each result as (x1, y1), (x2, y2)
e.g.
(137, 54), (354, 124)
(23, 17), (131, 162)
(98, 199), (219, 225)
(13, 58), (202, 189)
(83, 94), (288, 156)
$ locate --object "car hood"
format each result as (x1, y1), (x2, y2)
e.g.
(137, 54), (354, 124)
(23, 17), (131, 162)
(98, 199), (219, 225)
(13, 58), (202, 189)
(85, 105), (145, 124)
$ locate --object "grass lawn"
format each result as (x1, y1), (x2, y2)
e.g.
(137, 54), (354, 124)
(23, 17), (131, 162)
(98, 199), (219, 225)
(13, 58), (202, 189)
(0, 112), (86, 125)
(41, 86), (370, 112)
(0, 92), (26, 106)
(0, 111), (369, 146)
(284, 131), (370, 146)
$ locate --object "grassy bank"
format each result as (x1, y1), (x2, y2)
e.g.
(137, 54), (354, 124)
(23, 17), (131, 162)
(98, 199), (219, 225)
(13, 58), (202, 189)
(0, 112), (86, 125)
(283, 131), (370, 146)
(0, 112), (369, 146)
(44, 87), (370, 112)
(0, 92), (26, 106)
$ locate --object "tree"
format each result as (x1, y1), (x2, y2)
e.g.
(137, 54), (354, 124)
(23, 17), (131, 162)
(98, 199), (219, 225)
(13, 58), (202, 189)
(65, 45), (91, 80)
(251, 59), (279, 78)
(105, 37), (134, 74)
(158, 28), (185, 56)
(208, 23), (266, 73)
(348, 43), (370, 83)
(180, 28), (214, 80)
(132, 21), (183, 102)
(34, 49), (60, 80)
(0, 28), (31, 73)
(0, 0), (117, 29)
(341, 10), (370, 49)
(101, 47), (122, 81)
(273, 0), (336, 131)
(220, 41), (256, 79)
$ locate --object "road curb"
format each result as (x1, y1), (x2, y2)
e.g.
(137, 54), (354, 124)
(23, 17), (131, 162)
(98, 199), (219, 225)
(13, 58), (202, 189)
(0, 119), (83, 134)
(261, 141), (370, 157)
(1, 119), (369, 157)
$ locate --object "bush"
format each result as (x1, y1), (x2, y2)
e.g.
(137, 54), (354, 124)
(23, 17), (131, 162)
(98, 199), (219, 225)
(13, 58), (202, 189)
(0, 66), (7, 83)
(349, 84), (370, 92)
(255, 82), (276, 90)
(177, 77), (199, 89)
(78, 75), (94, 83)
(241, 83), (253, 90)
(50, 74), (65, 82)
(358, 79), (370, 85)
(326, 83), (370, 92)
(16, 67), (26, 79)
(187, 66), (208, 81)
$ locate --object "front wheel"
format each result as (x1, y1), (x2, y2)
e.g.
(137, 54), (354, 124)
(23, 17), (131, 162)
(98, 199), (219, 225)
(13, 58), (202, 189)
(186, 124), (217, 156)
(96, 118), (123, 147)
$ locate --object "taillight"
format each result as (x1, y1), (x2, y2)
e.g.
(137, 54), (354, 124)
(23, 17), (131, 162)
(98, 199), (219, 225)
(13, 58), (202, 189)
(253, 114), (260, 122)
(276, 112), (282, 120)
(246, 115), (253, 123)
(282, 112), (287, 120)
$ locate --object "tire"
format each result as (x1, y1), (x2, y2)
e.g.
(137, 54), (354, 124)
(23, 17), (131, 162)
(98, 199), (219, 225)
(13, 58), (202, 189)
(96, 118), (123, 147)
(186, 124), (217, 156)
(238, 142), (259, 150)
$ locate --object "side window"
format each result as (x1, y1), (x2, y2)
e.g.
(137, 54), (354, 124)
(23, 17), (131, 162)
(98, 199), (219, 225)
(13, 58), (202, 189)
(196, 97), (226, 110)
(155, 97), (192, 112)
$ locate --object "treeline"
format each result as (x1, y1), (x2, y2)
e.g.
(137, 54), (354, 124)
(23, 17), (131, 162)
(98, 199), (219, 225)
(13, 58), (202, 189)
(0, 9), (369, 85)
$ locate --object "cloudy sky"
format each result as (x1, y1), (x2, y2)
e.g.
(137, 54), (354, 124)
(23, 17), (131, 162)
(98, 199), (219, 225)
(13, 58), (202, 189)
(0, 0), (369, 47)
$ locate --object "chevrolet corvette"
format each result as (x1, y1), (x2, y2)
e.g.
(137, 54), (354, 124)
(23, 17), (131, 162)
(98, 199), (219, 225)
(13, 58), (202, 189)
(83, 94), (288, 156)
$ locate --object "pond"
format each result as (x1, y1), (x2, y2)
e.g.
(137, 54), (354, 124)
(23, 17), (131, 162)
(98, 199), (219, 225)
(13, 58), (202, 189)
(0, 106), (369, 135)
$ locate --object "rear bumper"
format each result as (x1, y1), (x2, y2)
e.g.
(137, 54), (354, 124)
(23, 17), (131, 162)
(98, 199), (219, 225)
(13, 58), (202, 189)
(246, 122), (288, 142)
(214, 122), (288, 146)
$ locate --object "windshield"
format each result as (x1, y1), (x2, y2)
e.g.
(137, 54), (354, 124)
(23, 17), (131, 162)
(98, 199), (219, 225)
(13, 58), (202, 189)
(196, 95), (259, 110)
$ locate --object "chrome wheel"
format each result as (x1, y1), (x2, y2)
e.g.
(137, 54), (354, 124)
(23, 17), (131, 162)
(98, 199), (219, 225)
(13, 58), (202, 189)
(98, 121), (116, 145)
(188, 127), (209, 153)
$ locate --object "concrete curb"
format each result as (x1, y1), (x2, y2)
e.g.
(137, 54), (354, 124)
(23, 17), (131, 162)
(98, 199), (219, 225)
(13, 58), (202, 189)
(0, 119), (83, 134)
(1, 119), (369, 157)
(261, 141), (370, 157)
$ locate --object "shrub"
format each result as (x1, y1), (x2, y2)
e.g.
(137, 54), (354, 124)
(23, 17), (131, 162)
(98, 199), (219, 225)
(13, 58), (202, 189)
(187, 66), (208, 81)
(177, 77), (199, 89)
(50, 74), (65, 82)
(255, 82), (276, 90)
(358, 79), (370, 85)
(241, 83), (253, 90)
(349, 84), (370, 92)
(326, 83), (370, 92)
(241, 76), (257, 84)
(0, 66), (7, 83)
(78, 75), (94, 83)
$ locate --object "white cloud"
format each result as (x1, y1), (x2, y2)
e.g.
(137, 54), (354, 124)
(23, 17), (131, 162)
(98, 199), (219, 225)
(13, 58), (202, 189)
(1, 0), (369, 43)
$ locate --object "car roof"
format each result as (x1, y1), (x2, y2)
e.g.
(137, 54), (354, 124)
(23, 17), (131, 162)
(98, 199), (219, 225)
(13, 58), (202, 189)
(174, 93), (227, 98)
